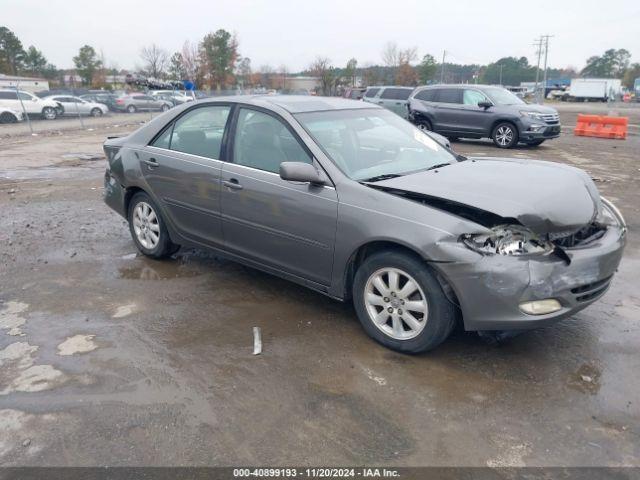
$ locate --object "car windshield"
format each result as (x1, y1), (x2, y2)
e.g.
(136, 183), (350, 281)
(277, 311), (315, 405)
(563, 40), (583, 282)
(295, 109), (456, 181)
(484, 87), (525, 106)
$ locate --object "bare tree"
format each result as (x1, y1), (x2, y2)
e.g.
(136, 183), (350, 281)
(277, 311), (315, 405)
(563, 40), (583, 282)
(382, 42), (399, 67)
(140, 44), (169, 79)
(309, 56), (338, 96)
(181, 41), (202, 87)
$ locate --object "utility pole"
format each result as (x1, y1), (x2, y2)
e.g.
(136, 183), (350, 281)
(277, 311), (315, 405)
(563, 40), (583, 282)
(541, 35), (553, 104)
(440, 50), (446, 84)
(499, 64), (504, 85)
(533, 36), (543, 104)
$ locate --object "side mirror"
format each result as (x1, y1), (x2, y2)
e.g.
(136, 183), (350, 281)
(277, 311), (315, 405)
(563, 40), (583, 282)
(478, 101), (493, 109)
(280, 162), (327, 186)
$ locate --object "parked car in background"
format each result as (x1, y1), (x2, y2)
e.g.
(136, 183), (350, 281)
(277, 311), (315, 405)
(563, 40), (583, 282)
(150, 91), (194, 106)
(342, 87), (366, 100)
(81, 93), (120, 111)
(362, 86), (414, 118)
(44, 95), (109, 117)
(0, 89), (59, 120)
(0, 106), (24, 123)
(102, 95), (625, 353)
(408, 84), (561, 148)
(113, 94), (172, 113)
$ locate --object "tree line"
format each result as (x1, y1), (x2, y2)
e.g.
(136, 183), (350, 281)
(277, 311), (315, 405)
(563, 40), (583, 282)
(1, 25), (639, 93)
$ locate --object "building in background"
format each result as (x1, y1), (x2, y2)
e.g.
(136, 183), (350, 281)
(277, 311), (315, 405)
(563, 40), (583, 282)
(0, 74), (50, 93)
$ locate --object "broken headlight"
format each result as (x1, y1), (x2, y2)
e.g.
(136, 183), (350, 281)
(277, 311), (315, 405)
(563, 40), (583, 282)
(461, 225), (554, 256)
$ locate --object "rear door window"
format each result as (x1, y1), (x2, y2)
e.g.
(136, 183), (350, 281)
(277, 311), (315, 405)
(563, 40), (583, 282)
(414, 89), (436, 101)
(170, 105), (231, 159)
(364, 88), (380, 98)
(0, 91), (18, 100)
(434, 89), (462, 104)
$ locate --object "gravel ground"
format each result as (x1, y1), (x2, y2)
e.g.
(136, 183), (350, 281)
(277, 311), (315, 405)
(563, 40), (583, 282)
(0, 104), (638, 467)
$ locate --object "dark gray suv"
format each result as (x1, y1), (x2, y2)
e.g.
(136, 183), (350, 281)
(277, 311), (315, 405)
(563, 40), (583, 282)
(408, 85), (561, 148)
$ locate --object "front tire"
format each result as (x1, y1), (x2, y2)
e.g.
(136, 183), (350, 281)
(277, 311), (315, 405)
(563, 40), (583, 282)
(91, 108), (103, 117)
(161, 104), (170, 112)
(128, 192), (178, 259)
(127, 105), (137, 114)
(492, 122), (518, 148)
(353, 251), (457, 354)
(42, 107), (57, 120)
(416, 119), (433, 132)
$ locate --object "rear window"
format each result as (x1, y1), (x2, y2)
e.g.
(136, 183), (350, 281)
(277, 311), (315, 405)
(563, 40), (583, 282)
(435, 89), (462, 104)
(364, 88), (380, 98)
(414, 89), (436, 101)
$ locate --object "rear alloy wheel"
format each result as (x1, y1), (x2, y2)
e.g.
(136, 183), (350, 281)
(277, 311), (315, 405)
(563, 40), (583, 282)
(127, 105), (137, 114)
(353, 251), (457, 353)
(0, 112), (17, 124)
(42, 107), (57, 120)
(128, 192), (178, 259)
(91, 108), (103, 117)
(492, 122), (518, 148)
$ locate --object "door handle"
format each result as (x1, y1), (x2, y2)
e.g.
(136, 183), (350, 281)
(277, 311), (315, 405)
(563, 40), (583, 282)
(142, 158), (159, 168)
(222, 179), (243, 190)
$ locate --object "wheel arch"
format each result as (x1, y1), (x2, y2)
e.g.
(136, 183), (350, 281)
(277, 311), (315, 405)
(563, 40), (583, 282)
(489, 118), (520, 137)
(341, 240), (460, 309)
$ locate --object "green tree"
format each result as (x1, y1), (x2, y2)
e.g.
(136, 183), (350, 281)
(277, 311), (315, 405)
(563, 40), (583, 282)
(199, 29), (238, 90)
(581, 49), (631, 78)
(481, 57), (535, 85)
(344, 58), (357, 87)
(0, 26), (25, 75)
(22, 46), (47, 76)
(168, 52), (186, 80)
(73, 45), (102, 85)
(417, 54), (437, 84)
(622, 63), (640, 89)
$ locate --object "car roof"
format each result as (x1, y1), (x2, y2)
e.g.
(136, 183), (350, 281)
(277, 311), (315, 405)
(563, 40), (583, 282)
(194, 95), (380, 114)
(366, 85), (414, 89)
(417, 84), (503, 90)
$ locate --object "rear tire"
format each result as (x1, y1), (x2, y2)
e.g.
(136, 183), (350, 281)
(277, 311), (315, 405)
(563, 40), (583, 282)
(352, 251), (457, 354)
(127, 105), (137, 113)
(0, 112), (17, 124)
(161, 104), (170, 112)
(128, 192), (179, 259)
(492, 122), (518, 148)
(91, 108), (103, 117)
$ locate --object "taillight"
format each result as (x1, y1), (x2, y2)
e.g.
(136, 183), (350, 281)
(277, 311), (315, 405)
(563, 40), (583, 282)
(116, 99), (124, 104)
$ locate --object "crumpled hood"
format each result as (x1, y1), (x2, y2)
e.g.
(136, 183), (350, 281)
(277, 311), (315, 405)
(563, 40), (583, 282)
(375, 158), (601, 234)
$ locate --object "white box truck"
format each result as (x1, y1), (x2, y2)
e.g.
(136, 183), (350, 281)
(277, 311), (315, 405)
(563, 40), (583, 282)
(563, 79), (622, 102)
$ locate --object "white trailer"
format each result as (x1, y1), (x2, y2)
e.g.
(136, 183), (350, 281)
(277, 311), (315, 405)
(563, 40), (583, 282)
(564, 78), (622, 102)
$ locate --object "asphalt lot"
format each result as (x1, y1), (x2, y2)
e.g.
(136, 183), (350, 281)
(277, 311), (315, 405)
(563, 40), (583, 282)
(0, 103), (639, 467)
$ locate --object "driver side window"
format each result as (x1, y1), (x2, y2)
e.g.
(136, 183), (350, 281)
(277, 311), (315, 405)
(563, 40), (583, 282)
(463, 89), (488, 106)
(233, 108), (311, 174)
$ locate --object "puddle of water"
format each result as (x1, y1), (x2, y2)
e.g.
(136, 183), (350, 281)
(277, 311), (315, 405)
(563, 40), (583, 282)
(118, 263), (203, 280)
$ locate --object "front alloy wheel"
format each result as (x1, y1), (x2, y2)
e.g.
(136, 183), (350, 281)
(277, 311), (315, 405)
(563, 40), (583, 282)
(492, 122), (518, 148)
(42, 107), (57, 120)
(365, 268), (429, 340)
(353, 251), (457, 353)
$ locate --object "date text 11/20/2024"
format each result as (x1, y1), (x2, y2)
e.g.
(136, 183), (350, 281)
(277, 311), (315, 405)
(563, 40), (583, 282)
(233, 468), (400, 477)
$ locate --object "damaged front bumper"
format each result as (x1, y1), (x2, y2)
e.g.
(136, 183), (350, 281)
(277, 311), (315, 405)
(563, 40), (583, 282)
(434, 221), (626, 331)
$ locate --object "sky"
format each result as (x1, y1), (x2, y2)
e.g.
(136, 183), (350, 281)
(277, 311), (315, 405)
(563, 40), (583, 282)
(3, 0), (640, 72)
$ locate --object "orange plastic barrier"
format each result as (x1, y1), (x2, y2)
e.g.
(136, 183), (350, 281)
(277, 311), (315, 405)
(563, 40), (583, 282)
(574, 114), (628, 139)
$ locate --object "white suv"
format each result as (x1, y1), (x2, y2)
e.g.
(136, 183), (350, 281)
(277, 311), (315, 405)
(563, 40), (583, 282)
(0, 89), (60, 120)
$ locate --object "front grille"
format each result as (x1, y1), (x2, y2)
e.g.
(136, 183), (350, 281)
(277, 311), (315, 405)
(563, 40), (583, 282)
(571, 276), (612, 302)
(541, 113), (559, 123)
